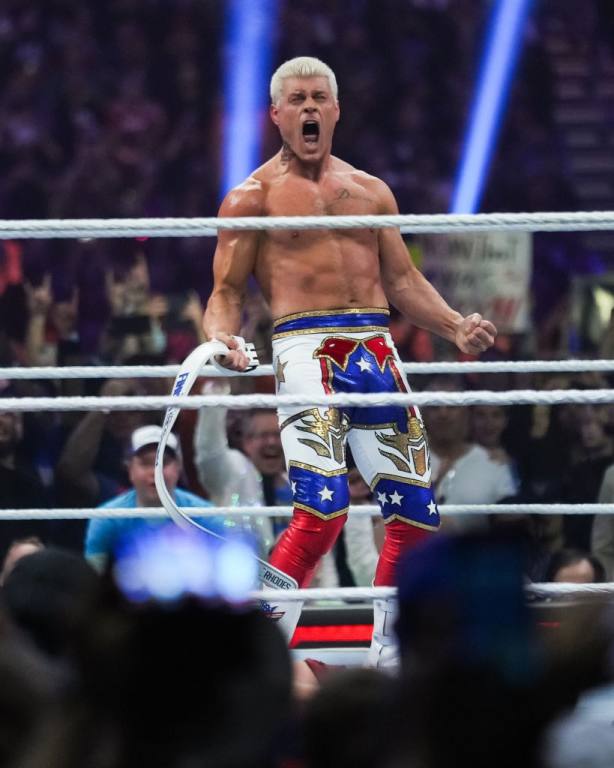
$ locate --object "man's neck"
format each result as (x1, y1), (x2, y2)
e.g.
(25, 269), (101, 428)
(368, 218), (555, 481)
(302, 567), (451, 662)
(279, 144), (332, 181)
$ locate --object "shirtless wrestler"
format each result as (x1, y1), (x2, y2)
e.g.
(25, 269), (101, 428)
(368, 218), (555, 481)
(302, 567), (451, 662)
(203, 56), (496, 665)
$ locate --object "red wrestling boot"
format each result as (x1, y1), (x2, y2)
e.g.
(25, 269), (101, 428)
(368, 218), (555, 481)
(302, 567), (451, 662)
(268, 509), (346, 643)
(270, 508), (347, 586)
(367, 521), (432, 669)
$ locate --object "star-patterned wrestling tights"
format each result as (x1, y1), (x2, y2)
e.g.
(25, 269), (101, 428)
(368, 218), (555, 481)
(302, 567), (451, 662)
(268, 308), (440, 587)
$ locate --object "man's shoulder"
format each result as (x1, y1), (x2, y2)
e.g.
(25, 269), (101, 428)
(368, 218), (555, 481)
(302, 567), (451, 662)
(220, 175), (267, 216)
(333, 158), (387, 186)
(174, 488), (212, 507)
(333, 161), (393, 204)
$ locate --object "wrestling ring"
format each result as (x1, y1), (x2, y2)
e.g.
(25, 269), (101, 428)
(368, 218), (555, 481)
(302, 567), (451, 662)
(3, 209), (614, 659)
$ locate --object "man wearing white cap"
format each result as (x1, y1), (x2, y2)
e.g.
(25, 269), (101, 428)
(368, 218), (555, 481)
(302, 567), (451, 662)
(85, 425), (224, 569)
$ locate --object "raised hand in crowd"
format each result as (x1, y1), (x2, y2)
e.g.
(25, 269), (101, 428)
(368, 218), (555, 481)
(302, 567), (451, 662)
(102, 253), (167, 362)
(147, 293), (169, 322)
(56, 377), (146, 506)
(180, 290), (206, 343)
(24, 274), (53, 367)
(24, 273), (53, 319)
(105, 251), (151, 317)
(51, 288), (79, 341)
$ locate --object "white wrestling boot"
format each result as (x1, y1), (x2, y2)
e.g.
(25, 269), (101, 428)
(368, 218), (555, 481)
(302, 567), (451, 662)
(366, 596), (399, 671)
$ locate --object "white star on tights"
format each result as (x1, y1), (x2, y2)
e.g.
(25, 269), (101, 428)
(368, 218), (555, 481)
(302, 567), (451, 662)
(319, 486), (334, 502)
(389, 490), (404, 506)
(291, 481), (297, 495)
(427, 500), (438, 516)
(356, 357), (372, 373)
(377, 491), (388, 506)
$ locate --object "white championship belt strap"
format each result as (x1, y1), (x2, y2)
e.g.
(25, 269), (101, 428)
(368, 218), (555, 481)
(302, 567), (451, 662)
(154, 338), (302, 639)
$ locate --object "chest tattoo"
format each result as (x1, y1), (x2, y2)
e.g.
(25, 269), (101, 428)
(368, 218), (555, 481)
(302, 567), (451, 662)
(330, 187), (375, 207)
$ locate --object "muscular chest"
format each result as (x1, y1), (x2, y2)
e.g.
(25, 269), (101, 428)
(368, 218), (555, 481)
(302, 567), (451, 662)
(267, 178), (378, 217)
(265, 178), (378, 246)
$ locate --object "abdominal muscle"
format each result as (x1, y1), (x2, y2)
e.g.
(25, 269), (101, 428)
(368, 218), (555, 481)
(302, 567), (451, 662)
(256, 231), (389, 318)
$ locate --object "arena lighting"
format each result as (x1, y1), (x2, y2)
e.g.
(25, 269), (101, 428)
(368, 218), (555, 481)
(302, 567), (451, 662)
(450, 0), (533, 213)
(221, 0), (279, 196)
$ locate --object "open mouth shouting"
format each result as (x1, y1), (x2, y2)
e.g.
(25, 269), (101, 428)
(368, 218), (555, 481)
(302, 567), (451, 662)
(302, 119), (320, 146)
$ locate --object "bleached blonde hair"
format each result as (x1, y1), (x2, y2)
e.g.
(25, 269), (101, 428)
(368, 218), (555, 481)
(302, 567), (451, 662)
(270, 56), (338, 105)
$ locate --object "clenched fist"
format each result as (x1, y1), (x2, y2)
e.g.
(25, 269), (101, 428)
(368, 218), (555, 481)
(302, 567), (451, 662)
(454, 313), (497, 355)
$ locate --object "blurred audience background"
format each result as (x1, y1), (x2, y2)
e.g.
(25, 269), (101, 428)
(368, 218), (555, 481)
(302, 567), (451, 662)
(0, 0), (608, 370)
(1, 4), (614, 765)
(1, 0), (614, 582)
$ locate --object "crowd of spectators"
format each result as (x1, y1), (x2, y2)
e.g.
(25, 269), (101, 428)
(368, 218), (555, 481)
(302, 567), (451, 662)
(0, 527), (611, 768)
(0, 0), (589, 368)
(0, 0), (612, 592)
(2, 1), (614, 765)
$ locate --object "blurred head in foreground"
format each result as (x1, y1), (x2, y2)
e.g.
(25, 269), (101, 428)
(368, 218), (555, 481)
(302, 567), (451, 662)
(395, 531), (536, 680)
(2, 547), (99, 658)
(393, 532), (545, 768)
(545, 548), (605, 584)
(54, 526), (292, 768)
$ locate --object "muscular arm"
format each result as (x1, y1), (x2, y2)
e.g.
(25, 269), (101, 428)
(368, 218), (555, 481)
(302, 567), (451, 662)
(376, 181), (496, 353)
(203, 180), (264, 350)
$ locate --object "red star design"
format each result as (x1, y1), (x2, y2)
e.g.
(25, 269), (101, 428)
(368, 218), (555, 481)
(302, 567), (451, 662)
(362, 336), (395, 372)
(314, 337), (359, 370)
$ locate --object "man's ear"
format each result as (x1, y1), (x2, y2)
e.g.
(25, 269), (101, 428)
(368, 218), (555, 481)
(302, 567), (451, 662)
(270, 103), (279, 126)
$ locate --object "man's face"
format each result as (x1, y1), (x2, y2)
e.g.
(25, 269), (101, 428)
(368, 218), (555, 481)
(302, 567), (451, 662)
(471, 406), (507, 449)
(128, 446), (181, 507)
(270, 75), (340, 163)
(423, 406), (468, 447)
(242, 412), (284, 476)
(421, 378), (468, 447)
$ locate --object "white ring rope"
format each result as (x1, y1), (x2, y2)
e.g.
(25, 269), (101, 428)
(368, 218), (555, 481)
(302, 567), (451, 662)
(151, 339), (305, 638)
(2, 210), (614, 239)
(526, 583), (614, 597)
(2, 216), (610, 611)
(250, 582), (614, 602)
(253, 586), (396, 602)
(2, 388), (614, 412)
(3, 503), (614, 520)
(4, 359), (614, 381)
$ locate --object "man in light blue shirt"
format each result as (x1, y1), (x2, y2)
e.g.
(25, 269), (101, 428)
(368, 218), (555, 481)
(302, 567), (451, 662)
(85, 425), (227, 569)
